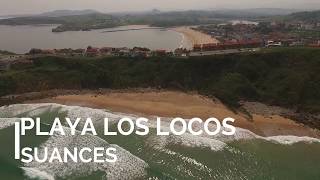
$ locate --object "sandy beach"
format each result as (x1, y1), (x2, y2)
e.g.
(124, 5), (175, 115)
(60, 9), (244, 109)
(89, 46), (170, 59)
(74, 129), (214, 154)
(172, 26), (219, 46)
(26, 90), (320, 138)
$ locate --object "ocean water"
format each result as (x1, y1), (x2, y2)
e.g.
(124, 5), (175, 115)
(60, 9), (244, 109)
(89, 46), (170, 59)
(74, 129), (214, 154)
(0, 25), (192, 54)
(0, 103), (320, 180)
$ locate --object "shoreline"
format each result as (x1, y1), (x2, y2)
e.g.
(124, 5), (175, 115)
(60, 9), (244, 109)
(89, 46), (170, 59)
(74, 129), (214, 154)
(171, 26), (219, 47)
(0, 25), (190, 54)
(1, 25), (216, 53)
(12, 89), (320, 139)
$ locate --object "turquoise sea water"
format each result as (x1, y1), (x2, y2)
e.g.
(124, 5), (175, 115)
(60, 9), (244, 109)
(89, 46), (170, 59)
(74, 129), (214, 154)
(0, 104), (319, 180)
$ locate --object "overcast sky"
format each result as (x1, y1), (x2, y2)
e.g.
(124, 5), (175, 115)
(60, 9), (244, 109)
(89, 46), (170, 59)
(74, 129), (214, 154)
(1, 0), (320, 15)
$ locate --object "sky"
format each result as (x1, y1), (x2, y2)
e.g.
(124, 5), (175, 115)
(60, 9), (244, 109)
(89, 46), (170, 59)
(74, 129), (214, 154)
(0, 0), (320, 15)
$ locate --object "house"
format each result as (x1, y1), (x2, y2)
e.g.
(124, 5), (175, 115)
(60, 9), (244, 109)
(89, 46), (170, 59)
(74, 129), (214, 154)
(41, 49), (55, 54)
(152, 50), (167, 57)
(118, 48), (130, 57)
(131, 47), (151, 58)
(73, 49), (85, 55)
(266, 40), (282, 47)
(100, 47), (113, 55)
(193, 44), (202, 51)
(85, 46), (100, 56)
(55, 48), (73, 55)
(132, 47), (150, 52)
(309, 40), (320, 48)
(174, 48), (189, 57)
(193, 39), (262, 52)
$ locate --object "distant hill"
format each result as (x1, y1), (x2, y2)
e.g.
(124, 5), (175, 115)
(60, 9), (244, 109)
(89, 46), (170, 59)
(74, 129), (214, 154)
(245, 8), (305, 15)
(0, 13), (121, 31)
(0, 50), (15, 55)
(0, 16), (64, 25)
(214, 8), (305, 17)
(1, 9), (319, 32)
(0, 10), (255, 31)
(37, 9), (101, 17)
(286, 10), (320, 22)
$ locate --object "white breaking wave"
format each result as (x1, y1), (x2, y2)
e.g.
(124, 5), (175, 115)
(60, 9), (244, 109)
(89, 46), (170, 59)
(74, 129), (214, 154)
(146, 130), (227, 152)
(25, 127), (148, 180)
(22, 167), (55, 180)
(158, 147), (213, 177)
(265, 136), (320, 145)
(0, 118), (20, 130)
(0, 104), (52, 117)
(1, 103), (320, 146)
(1, 103), (320, 179)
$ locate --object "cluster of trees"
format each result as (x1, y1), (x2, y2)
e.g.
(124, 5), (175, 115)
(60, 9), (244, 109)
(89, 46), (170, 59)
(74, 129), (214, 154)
(1, 48), (320, 114)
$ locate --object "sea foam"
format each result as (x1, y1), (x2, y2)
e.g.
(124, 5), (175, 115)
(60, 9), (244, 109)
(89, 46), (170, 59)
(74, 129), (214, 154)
(25, 127), (148, 180)
(22, 167), (55, 180)
(1, 103), (319, 146)
(1, 103), (320, 179)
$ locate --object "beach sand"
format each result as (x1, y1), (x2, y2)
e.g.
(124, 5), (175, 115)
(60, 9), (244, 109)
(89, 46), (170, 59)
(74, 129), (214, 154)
(27, 91), (320, 138)
(172, 27), (219, 46)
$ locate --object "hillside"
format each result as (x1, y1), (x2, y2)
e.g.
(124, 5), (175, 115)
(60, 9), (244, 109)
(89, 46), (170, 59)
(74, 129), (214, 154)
(0, 9), (276, 32)
(286, 10), (320, 22)
(1, 48), (320, 116)
(50, 13), (122, 32)
(0, 16), (64, 25)
(38, 9), (100, 17)
(214, 8), (304, 17)
(0, 50), (15, 55)
(1, 9), (319, 32)
(0, 13), (122, 32)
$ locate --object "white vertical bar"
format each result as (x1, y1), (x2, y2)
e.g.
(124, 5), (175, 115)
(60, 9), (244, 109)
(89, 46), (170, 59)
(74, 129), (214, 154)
(14, 122), (20, 159)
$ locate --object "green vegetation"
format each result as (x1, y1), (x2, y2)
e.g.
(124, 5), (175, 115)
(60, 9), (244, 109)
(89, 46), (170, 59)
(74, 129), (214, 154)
(0, 10), (262, 32)
(0, 16), (63, 25)
(1, 9), (319, 32)
(287, 10), (320, 23)
(0, 13), (122, 32)
(1, 48), (320, 114)
(0, 11), (225, 31)
(51, 14), (122, 32)
(124, 11), (229, 27)
(0, 50), (15, 55)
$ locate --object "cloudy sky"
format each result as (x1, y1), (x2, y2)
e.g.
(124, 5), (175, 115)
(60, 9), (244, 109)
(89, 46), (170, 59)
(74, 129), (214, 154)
(1, 0), (320, 15)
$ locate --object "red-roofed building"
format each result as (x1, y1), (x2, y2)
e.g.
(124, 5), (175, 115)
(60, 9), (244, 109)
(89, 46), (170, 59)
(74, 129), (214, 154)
(192, 39), (262, 52)
(152, 50), (167, 56)
(85, 46), (100, 56)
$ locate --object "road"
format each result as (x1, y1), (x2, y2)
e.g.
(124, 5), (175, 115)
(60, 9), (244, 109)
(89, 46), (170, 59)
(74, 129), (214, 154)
(189, 48), (260, 57)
